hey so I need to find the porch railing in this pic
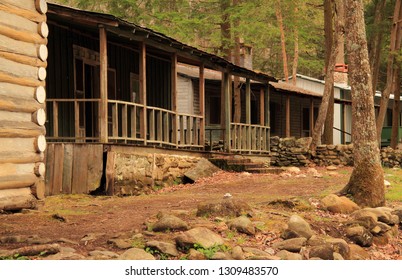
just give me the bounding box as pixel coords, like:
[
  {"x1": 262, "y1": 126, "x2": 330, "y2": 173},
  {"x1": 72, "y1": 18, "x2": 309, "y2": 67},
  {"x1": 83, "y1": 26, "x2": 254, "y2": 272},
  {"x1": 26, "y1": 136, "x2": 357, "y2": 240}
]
[
  {"x1": 46, "y1": 98, "x2": 101, "y2": 142},
  {"x1": 230, "y1": 123, "x2": 270, "y2": 153}
]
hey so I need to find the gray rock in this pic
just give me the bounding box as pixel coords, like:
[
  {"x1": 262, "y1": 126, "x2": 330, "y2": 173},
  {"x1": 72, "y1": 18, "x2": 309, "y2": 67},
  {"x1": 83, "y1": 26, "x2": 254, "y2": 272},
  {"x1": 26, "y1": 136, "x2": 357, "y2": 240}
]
[
  {"x1": 196, "y1": 199, "x2": 253, "y2": 218},
  {"x1": 276, "y1": 250, "x2": 303, "y2": 260},
  {"x1": 350, "y1": 210, "x2": 378, "y2": 229},
  {"x1": 326, "y1": 238, "x2": 350, "y2": 260},
  {"x1": 287, "y1": 215, "x2": 313, "y2": 239},
  {"x1": 211, "y1": 252, "x2": 232, "y2": 260},
  {"x1": 309, "y1": 245, "x2": 334, "y2": 260},
  {"x1": 333, "y1": 252, "x2": 344, "y2": 260},
  {"x1": 188, "y1": 248, "x2": 206, "y2": 260},
  {"x1": 281, "y1": 229, "x2": 301, "y2": 240},
  {"x1": 371, "y1": 222, "x2": 391, "y2": 235},
  {"x1": 231, "y1": 246, "x2": 244, "y2": 260},
  {"x1": 363, "y1": 207, "x2": 393, "y2": 225},
  {"x1": 349, "y1": 244, "x2": 370, "y2": 260},
  {"x1": 228, "y1": 216, "x2": 255, "y2": 235},
  {"x1": 0, "y1": 235, "x2": 25, "y2": 244},
  {"x1": 272, "y1": 237, "x2": 307, "y2": 253},
  {"x1": 118, "y1": 248, "x2": 155, "y2": 260},
  {"x1": 242, "y1": 247, "x2": 280, "y2": 260},
  {"x1": 184, "y1": 159, "x2": 220, "y2": 182},
  {"x1": 107, "y1": 238, "x2": 132, "y2": 249},
  {"x1": 320, "y1": 194, "x2": 360, "y2": 214},
  {"x1": 392, "y1": 208, "x2": 402, "y2": 223},
  {"x1": 146, "y1": 241, "x2": 179, "y2": 257},
  {"x1": 153, "y1": 213, "x2": 189, "y2": 232},
  {"x1": 346, "y1": 226, "x2": 373, "y2": 247},
  {"x1": 89, "y1": 250, "x2": 119, "y2": 259},
  {"x1": 307, "y1": 235, "x2": 326, "y2": 246},
  {"x1": 175, "y1": 227, "x2": 224, "y2": 249}
]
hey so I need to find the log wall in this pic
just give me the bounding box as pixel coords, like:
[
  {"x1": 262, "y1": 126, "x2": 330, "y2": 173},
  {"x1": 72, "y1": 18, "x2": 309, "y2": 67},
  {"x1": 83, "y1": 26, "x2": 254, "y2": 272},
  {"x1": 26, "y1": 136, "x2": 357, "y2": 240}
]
[{"x1": 0, "y1": 0, "x2": 48, "y2": 211}]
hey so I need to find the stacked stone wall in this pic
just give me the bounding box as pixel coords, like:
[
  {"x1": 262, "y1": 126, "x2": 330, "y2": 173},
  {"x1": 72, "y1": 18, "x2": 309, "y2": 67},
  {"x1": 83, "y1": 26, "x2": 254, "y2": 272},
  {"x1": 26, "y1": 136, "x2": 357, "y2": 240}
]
[{"x1": 270, "y1": 136, "x2": 402, "y2": 168}]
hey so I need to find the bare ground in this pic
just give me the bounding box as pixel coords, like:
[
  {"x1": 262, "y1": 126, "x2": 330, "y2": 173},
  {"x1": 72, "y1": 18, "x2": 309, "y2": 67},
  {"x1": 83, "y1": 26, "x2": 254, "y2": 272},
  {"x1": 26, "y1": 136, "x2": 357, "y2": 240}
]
[{"x1": 1, "y1": 166, "x2": 401, "y2": 259}]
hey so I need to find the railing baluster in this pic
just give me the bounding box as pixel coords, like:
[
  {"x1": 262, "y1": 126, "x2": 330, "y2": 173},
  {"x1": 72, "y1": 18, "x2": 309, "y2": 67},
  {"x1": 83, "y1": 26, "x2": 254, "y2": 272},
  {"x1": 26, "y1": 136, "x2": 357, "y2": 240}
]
[
  {"x1": 53, "y1": 101, "x2": 58, "y2": 138},
  {"x1": 180, "y1": 116, "x2": 184, "y2": 145},
  {"x1": 122, "y1": 104, "x2": 127, "y2": 143}
]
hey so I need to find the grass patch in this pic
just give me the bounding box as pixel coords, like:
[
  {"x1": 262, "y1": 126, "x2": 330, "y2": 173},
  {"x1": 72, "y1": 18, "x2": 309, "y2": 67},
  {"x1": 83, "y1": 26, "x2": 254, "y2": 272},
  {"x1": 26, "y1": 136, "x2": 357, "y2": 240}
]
[{"x1": 384, "y1": 168, "x2": 402, "y2": 202}]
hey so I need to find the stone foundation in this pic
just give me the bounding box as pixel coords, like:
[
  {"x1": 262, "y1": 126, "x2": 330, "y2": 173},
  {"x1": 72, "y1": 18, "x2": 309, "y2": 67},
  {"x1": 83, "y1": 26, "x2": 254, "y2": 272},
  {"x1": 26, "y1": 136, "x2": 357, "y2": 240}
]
[
  {"x1": 113, "y1": 152, "x2": 200, "y2": 195},
  {"x1": 270, "y1": 136, "x2": 402, "y2": 168}
]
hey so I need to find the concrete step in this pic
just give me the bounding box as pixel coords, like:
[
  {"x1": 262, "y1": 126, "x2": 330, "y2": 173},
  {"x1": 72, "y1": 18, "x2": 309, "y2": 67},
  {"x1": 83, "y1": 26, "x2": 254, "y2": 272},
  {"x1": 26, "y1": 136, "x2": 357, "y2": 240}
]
[{"x1": 245, "y1": 167, "x2": 283, "y2": 174}]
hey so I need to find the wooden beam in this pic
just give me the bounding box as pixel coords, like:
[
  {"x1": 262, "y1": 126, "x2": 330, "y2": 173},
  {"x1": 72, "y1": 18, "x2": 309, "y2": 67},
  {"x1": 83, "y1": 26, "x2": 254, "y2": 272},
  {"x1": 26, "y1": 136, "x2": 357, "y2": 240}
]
[
  {"x1": 0, "y1": 188, "x2": 36, "y2": 211},
  {"x1": 224, "y1": 71, "x2": 231, "y2": 152},
  {"x1": 260, "y1": 88, "x2": 264, "y2": 126},
  {"x1": 199, "y1": 64, "x2": 205, "y2": 148},
  {"x1": 171, "y1": 53, "x2": 178, "y2": 146},
  {"x1": 0, "y1": 71, "x2": 44, "y2": 87},
  {"x1": 0, "y1": 121, "x2": 45, "y2": 138},
  {"x1": 0, "y1": 3, "x2": 46, "y2": 23},
  {"x1": 285, "y1": 95, "x2": 290, "y2": 137},
  {"x1": 310, "y1": 98, "x2": 314, "y2": 137},
  {"x1": 139, "y1": 42, "x2": 147, "y2": 144},
  {"x1": 0, "y1": 24, "x2": 47, "y2": 45},
  {"x1": 99, "y1": 26, "x2": 108, "y2": 143},
  {"x1": 246, "y1": 78, "x2": 251, "y2": 124},
  {"x1": 0, "y1": 50, "x2": 47, "y2": 68}
]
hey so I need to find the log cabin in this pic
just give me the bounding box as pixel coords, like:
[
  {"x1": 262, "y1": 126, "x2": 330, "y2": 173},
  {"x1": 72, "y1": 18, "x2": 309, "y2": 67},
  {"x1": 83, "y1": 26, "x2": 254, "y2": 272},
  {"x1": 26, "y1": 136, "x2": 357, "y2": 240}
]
[{"x1": 0, "y1": 0, "x2": 48, "y2": 210}]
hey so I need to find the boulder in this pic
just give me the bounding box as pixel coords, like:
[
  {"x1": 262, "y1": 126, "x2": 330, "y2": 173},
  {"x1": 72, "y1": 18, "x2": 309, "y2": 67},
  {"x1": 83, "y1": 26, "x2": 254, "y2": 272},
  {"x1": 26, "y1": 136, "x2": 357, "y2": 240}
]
[
  {"x1": 272, "y1": 237, "x2": 307, "y2": 253},
  {"x1": 276, "y1": 250, "x2": 303, "y2": 260},
  {"x1": 184, "y1": 159, "x2": 220, "y2": 183},
  {"x1": 107, "y1": 238, "x2": 132, "y2": 249},
  {"x1": 287, "y1": 215, "x2": 313, "y2": 239},
  {"x1": 350, "y1": 209, "x2": 378, "y2": 229},
  {"x1": 228, "y1": 216, "x2": 255, "y2": 235},
  {"x1": 175, "y1": 227, "x2": 224, "y2": 250},
  {"x1": 320, "y1": 194, "x2": 360, "y2": 214},
  {"x1": 345, "y1": 226, "x2": 373, "y2": 247},
  {"x1": 309, "y1": 245, "x2": 334, "y2": 260},
  {"x1": 152, "y1": 213, "x2": 189, "y2": 232},
  {"x1": 349, "y1": 244, "x2": 370, "y2": 260},
  {"x1": 211, "y1": 252, "x2": 232, "y2": 260},
  {"x1": 88, "y1": 250, "x2": 119, "y2": 260},
  {"x1": 325, "y1": 238, "x2": 350, "y2": 260},
  {"x1": 188, "y1": 249, "x2": 206, "y2": 260},
  {"x1": 242, "y1": 247, "x2": 280, "y2": 260},
  {"x1": 197, "y1": 199, "x2": 253, "y2": 218},
  {"x1": 118, "y1": 248, "x2": 155, "y2": 260},
  {"x1": 231, "y1": 246, "x2": 244, "y2": 260},
  {"x1": 146, "y1": 241, "x2": 179, "y2": 257}
]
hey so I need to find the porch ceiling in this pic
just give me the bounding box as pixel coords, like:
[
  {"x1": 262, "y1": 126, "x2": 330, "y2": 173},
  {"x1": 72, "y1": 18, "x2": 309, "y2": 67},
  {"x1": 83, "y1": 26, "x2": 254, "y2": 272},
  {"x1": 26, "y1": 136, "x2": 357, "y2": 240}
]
[{"x1": 47, "y1": 3, "x2": 276, "y2": 84}]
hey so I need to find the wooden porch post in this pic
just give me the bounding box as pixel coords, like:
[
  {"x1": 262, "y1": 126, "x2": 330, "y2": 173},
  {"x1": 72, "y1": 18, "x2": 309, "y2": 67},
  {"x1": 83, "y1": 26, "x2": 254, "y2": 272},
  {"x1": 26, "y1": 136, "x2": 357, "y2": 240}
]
[
  {"x1": 99, "y1": 26, "x2": 108, "y2": 143},
  {"x1": 246, "y1": 78, "x2": 251, "y2": 124},
  {"x1": 310, "y1": 97, "x2": 314, "y2": 137},
  {"x1": 285, "y1": 95, "x2": 290, "y2": 137},
  {"x1": 199, "y1": 63, "x2": 205, "y2": 148},
  {"x1": 139, "y1": 42, "x2": 147, "y2": 145},
  {"x1": 171, "y1": 53, "x2": 178, "y2": 147},
  {"x1": 223, "y1": 71, "x2": 231, "y2": 152},
  {"x1": 265, "y1": 85, "x2": 270, "y2": 151},
  {"x1": 260, "y1": 87, "x2": 265, "y2": 126}
]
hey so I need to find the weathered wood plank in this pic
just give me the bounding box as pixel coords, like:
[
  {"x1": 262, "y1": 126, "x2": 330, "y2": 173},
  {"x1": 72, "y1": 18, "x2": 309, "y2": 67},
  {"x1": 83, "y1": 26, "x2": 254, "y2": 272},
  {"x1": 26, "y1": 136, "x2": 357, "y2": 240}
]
[
  {"x1": 99, "y1": 26, "x2": 108, "y2": 143},
  {"x1": 86, "y1": 145, "x2": 103, "y2": 193},
  {"x1": 0, "y1": 120, "x2": 45, "y2": 137},
  {"x1": 51, "y1": 144, "x2": 64, "y2": 195},
  {"x1": 0, "y1": 163, "x2": 35, "y2": 178},
  {"x1": 71, "y1": 145, "x2": 88, "y2": 194},
  {"x1": 0, "y1": 187, "x2": 36, "y2": 211},
  {"x1": 0, "y1": 174, "x2": 37, "y2": 190},
  {"x1": 199, "y1": 64, "x2": 205, "y2": 148},
  {"x1": 122, "y1": 104, "x2": 127, "y2": 142},
  {"x1": 31, "y1": 179, "x2": 45, "y2": 200},
  {"x1": 105, "y1": 151, "x2": 115, "y2": 196},
  {"x1": 0, "y1": 71, "x2": 44, "y2": 87},
  {"x1": 0, "y1": 3, "x2": 46, "y2": 23},
  {"x1": 0, "y1": 94, "x2": 43, "y2": 113},
  {"x1": 0, "y1": 82, "x2": 36, "y2": 100},
  {"x1": 139, "y1": 42, "x2": 147, "y2": 144},
  {"x1": 44, "y1": 143, "x2": 54, "y2": 196},
  {"x1": 62, "y1": 144, "x2": 73, "y2": 194},
  {"x1": 0, "y1": 10, "x2": 38, "y2": 34},
  {"x1": 260, "y1": 88, "x2": 265, "y2": 126}
]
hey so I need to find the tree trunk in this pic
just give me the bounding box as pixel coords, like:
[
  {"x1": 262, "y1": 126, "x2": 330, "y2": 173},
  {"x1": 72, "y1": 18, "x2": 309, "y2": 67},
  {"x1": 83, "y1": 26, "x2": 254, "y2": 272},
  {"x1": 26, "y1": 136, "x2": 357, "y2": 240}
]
[
  {"x1": 322, "y1": 0, "x2": 335, "y2": 145},
  {"x1": 233, "y1": 0, "x2": 241, "y2": 123},
  {"x1": 276, "y1": 0, "x2": 289, "y2": 81},
  {"x1": 310, "y1": 0, "x2": 340, "y2": 151},
  {"x1": 390, "y1": 64, "x2": 401, "y2": 149},
  {"x1": 375, "y1": 0, "x2": 402, "y2": 143},
  {"x1": 291, "y1": 8, "x2": 299, "y2": 85},
  {"x1": 369, "y1": 0, "x2": 386, "y2": 95},
  {"x1": 220, "y1": 0, "x2": 231, "y2": 60},
  {"x1": 341, "y1": 0, "x2": 384, "y2": 208}
]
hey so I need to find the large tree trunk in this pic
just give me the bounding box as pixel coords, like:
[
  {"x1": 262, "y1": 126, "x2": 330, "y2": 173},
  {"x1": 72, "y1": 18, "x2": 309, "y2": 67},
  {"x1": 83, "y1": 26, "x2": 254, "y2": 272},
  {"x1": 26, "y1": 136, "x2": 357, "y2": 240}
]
[
  {"x1": 322, "y1": 0, "x2": 335, "y2": 145},
  {"x1": 220, "y1": 0, "x2": 231, "y2": 60},
  {"x1": 341, "y1": 0, "x2": 384, "y2": 208},
  {"x1": 276, "y1": 0, "x2": 289, "y2": 81},
  {"x1": 310, "y1": 0, "x2": 341, "y2": 151},
  {"x1": 233, "y1": 0, "x2": 241, "y2": 123},
  {"x1": 369, "y1": 0, "x2": 386, "y2": 95},
  {"x1": 375, "y1": 0, "x2": 402, "y2": 143},
  {"x1": 391, "y1": 64, "x2": 401, "y2": 149},
  {"x1": 291, "y1": 8, "x2": 299, "y2": 85}
]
